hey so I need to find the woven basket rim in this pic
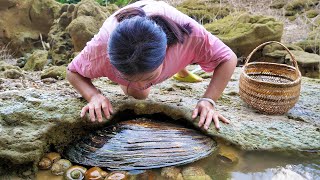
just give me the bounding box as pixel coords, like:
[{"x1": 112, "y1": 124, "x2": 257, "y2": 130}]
[{"x1": 242, "y1": 62, "x2": 302, "y2": 86}]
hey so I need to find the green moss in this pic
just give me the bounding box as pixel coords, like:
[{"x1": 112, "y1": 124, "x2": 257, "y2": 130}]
[
  {"x1": 285, "y1": 0, "x2": 319, "y2": 16},
  {"x1": 269, "y1": 1, "x2": 286, "y2": 9},
  {"x1": 204, "y1": 12, "x2": 279, "y2": 40},
  {"x1": 23, "y1": 50, "x2": 48, "y2": 71},
  {"x1": 176, "y1": 0, "x2": 231, "y2": 24},
  {"x1": 306, "y1": 9, "x2": 319, "y2": 18},
  {"x1": 41, "y1": 66, "x2": 67, "y2": 80}
]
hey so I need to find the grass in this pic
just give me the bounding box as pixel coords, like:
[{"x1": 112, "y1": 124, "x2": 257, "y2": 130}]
[{"x1": 0, "y1": 45, "x2": 16, "y2": 65}]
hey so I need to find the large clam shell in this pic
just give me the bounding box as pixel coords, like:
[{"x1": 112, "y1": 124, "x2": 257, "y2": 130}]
[{"x1": 65, "y1": 118, "x2": 216, "y2": 170}]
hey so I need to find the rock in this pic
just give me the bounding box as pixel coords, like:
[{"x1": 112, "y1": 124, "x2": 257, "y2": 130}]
[
  {"x1": 285, "y1": 50, "x2": 320, "y2": 78},
  {"x1": 269, "y1": 0, "x2": 286, "y2": 9},
  {"x1": 284, "y1": 0, "x2": 319, "y2": 17},
  {"x1": 0, "y1": 67, "x2": 319, "y2": 173},
  {"x1": 0, "y1": 61, "x2": 22, "y2": 78},
  {"x1": 40, "y1": 66, "x2": 67, "y2": 80},
  {"x1": 67, "y1": 0, "x2": 117, "y2": 52},
  {"x1": 48, "y1": 0, "x2": 118, "y2": 65},
  {"x1": 161, "y1": 166, "x2": 183, "y2": 180},
  {"x1": 306, "y1": 9, "x2": 319, "y2": 18},
  {"x1": 0, "y1": 0, "x2": 62, "y2": 55},
  {"x1": 23, "y1": 50, "x2": 48, "y2": 71},
  {"x1": 295, "y1": 27, "x2": 320, "y2": 55},
  {"x1": 261, "y1": 43, "x2": 304, "y2": 64},
  {"x1": 0, "y1": 0, "x2": 17, "y2": 10},
  {"x1": 182, "y1": 166, "x2": 211, "y2": 180},
  {"x1": 217, "y1": 145, "x2": 240, "y2": 164},
  {"x1": 3, "y1": 69, "x2": 23, "y2": 79},
  {"x1": 176, "y1": 0, "x2": 231, "y2": 24},
  {"x1": 67, "y1": 16, "x2": 101, "y2": 52},
  {"x1": 204, "y1": 12, "x2": 283, "y2": 58}
]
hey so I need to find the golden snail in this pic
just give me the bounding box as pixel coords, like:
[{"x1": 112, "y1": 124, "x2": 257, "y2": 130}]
[
  {"x1": 105, "y1": 171, "x2": 128, "y2": 180},
  {"x1": 51, "y1": 159, "x2": 72, "y2": 175},
  {"x1": 64, "y1": 165, "x2": 87, "y2": 180},
  {"x1": 85, "y1": 167, "x2": 108, "y2": 180},
  {"x1": 38, "y1": 152, "x2": 61, "y2": 170}
]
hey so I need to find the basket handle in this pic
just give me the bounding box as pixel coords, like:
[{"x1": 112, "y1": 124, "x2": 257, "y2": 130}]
[{"x1": 244, "y1": 41, "x2": 300, "y2": 72}]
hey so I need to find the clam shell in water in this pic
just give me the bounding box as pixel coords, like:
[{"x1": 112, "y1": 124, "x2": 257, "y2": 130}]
[{"x1": 64, "y1": 118, "x2": 216, "y2": 170}]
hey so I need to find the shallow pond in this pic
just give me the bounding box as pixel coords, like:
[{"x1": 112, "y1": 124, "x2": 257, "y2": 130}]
[{"x1": 31, "y1": 143, "x2": 320, "y2": 180}]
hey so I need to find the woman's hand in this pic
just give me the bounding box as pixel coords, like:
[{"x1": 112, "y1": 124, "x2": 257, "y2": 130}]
[
  {"x1": 192, "y1": 100, "x2": 229, "y2": 130},
  {"x1": 80, "y1": 93, "x2": 113, "y2": 122}
]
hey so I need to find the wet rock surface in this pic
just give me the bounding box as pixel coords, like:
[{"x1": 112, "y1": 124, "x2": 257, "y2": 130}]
[{"x1": 0, "y1": 67, "x2": 319, "y2": 171}]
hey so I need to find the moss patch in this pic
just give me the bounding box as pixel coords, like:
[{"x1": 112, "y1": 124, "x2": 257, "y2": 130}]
[
  {"x1": 176, "y1": 0, "x2": 232, "y2": 24},
  {"x1": 41, "y1": 66, "x2": 67, "y2": 80}
]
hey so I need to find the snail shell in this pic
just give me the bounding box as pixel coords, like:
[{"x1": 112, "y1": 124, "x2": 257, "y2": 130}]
[
  {"x1": 51, "y1": 159, "x2": 72, "y2": 175},
  {"x1": 105, "y1": 171, "x2": 128, "y2": 180},
  {"x1": 38, "y1": 157, "x2": 52, "y2": 170},
  {"x1": 45, "y1": 152, "x2": 61, "y2": 164},
  {"x1": 85, "y1": 167, "x2": 108, "y2": 180},
  {"x1": 64, "y1": 165, "x2": 87, "y2": 180},
  {"x1": 38, "y1": 152, "x2": 62, "y2": 170}
]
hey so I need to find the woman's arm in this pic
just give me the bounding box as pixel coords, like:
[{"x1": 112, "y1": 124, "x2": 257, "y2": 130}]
[
  {"x1": 67, "y1": 70, "x2": 113, "y2": 122},
  {"x1": 203, "y1": 52, "x2": 237, "y2": 102},
  {"x1": 192, "y1": 53, "x2": 237, "y2": 130}
]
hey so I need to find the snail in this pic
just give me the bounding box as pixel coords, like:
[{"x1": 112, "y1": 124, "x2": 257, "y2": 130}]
[
  {"x1": 38, "y1": 152, "x2": 61, "y2": 170},
  {"x1": 38, "y1": 157, "x2": 52, "y2": 170},
  {"x1": 51, "y1": 159, "x2": 72, "y2": 175},
  {"x1": 105, "y1": 171, "x2": 128, "y2": 180},
  {"x1": 85, "y1": 167, "x2": 108, "y2": 180},
  {"x1": 64, "y1": 165, "x2": 87, "y2": 180}
]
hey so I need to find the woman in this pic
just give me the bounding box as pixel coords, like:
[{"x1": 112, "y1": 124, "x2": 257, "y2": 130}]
[{"x1": 67, "y1": 0, "x2": 237, "y2": 130}]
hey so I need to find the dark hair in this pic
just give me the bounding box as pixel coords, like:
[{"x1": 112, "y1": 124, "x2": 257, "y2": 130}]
[{"x1": 108, "y1": 6, "x2": 192, "y2": 76}]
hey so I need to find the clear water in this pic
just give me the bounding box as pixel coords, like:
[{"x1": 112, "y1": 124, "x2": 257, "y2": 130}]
[{"x1": 31, "y1": 143, "x2": 320, "y2": 180}]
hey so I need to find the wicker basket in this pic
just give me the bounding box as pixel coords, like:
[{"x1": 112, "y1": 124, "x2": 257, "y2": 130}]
[{"x1": 239, "y1": 41, "x2": 302, "y2": 114}]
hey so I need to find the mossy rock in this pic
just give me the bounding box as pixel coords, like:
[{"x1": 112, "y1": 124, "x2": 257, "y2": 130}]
[
  {"x1": 306, "y1": 9, "x2": 319, "y2": 18},
  {"x1": 204, "y1": 12, "x2": 283, "y2": 57},
  {"x1": 285, "y1": 50, "x2": 320, "y2": 78},
  {"x1": 285, "y1": 0, "x2": 319, "y2": 16},
  {"x1": 295, "y1": 40, "x2": 320, "y2": 55},
  {"x1": 270, "y1": 1, "x2": 286, "y2": 9},
  {"x1": 23, "y1": 50, "x2": 48, "y2": 71},
  {"x1": 41, "y1": 66, "x2": 67, "y2": 80},
  {"x1": 0, "y1": 61, "x2": 21, "y2": 72},
  {"x1": 3, "y1": 69, "x2": 24, "y2": 79},
  {"x1": 295, "y1": 27, "x2": 320, "y2": 55},
  {"x1": 176, "y1": 0, "x2": 232, "y2": 24}
]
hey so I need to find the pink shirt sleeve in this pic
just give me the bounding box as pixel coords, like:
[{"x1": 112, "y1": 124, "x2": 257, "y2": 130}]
[{"x1": 192, "y1": 31, "x2": 233, "y2": 72}]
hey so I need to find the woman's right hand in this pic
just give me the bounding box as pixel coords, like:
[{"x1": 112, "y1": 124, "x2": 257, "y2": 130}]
[{"x1": 80, "y1": 93, "x2": 114, "y2": 122}]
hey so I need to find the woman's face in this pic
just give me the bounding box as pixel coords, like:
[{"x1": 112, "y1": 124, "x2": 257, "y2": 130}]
[{"x1": 122, "y1": 63, "x2": 163, "y2": 89}]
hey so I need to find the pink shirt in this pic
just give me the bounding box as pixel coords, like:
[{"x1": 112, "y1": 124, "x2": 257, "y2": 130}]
[{"x1": 68, "y1": 0, "x2": 233, "y2": 90}]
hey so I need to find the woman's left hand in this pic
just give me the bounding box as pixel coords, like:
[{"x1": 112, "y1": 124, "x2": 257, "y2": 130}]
[{"x1": 192, "y1": 100, "x2": 230, "y2": 130}]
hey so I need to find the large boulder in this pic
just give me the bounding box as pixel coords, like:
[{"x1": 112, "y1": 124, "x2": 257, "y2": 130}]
[
  {"x1": 0, "y1": 0, "x2": 62, "y2": 56},
  {"x1": 48, "y1": 0, "x2": 118, "y2": 65},
  {"x1": 0, "y1": 67, "x2": 319, "y2": 173},
  {"x1": 204, "y1": 13, "x2": 283, "y2": 58}
]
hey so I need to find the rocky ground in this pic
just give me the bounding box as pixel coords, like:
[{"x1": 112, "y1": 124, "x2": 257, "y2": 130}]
[
  {"x1": 0, "y1": 0, "x2": 319, "y2": 177},
  {"x1": 0, "y1": 66, "x2": 319, "y2": 175}
]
